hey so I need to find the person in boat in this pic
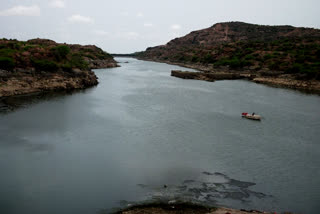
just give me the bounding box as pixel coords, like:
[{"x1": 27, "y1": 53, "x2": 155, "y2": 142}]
[{"x1": 252, "y1": 112, "x2": 255, "y2": 116}]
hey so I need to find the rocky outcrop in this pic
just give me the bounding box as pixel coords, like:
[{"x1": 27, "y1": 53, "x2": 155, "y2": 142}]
[
  {"x1": 0, "y1": 69, "x2": 98, "y2": 97},
  {"x1": 87, "y1": 59, "x2": 118, "y2": 69},
  {"x1": 117, "y1": 203, "x2": 273, "y2": 214},
  {"x1": 171, "y1": 70, "x2": 243, "y2": 82},
  {"x1": 171, "y1": 70, "x2": 215, "y2": 82},
  {"x1": 253, "y1": 76, "x2": 320, "y2": 92},
  {"x1": 0, "y1": 38, "x2": 118, "y2": 97}
]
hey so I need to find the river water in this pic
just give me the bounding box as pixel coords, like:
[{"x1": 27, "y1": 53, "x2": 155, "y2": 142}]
[{"x1": 0, "y1": 58, "x2": 319, "y2": 214}]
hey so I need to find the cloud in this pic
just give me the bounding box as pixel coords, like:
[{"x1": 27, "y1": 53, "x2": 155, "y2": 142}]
[
  {"x1": 0, "y1": 5, "x2": 40, "y2": 16},
  {"x1": 68, "y1": 15, "x2": 94, "y2": 24},
  {"x1": 144, "y1": 23, "x2": 153, "y2": 27},
  {"x1": 137, "y1": 12, "x2": 144, "y2": 17},
  {"x1": 120, "y1": 11, "x2": 129, "y2": 16},
  {"x1": 126, "y1": 32, "x2": 140, "y2": 39},
  {"x1": 94, "y1": 30, "x2": 109, "y2": 36},
  {"x1": 114, "y1": 32, "x2": 140, "y2": 40},
  {"x1": 171, "y1": 24, "x2": 182, "y2": 30},
  {"x1": 49, "y1": 0, "x2": 65, "y2": 8}
]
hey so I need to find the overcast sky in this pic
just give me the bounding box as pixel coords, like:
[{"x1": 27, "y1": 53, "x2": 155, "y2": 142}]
[{"x1": 0, "y1": 0, "x2": 319, "y2": 53}]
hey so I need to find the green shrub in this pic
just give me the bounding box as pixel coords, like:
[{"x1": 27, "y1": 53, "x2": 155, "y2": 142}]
[
  {"x1": 202, "y1": 53, "x2": 216, "y2": 63},
  {"x1": 0, "y1": 57, "x2": 15, "y2": 71},
  {"x1": 287, "y1": 63, "x2": 303, "y2": 73},
  {"x1": 32, "y1": 59, "x2": 59, "y2": 71},
  {"x1": 23, "y1": 45, "x2": 35, "y2": 51},
  {"x1": 70, "y1": 54, "x2": 88, "y2": 70},
  {"x1": 242, "y1": 60, "x2": 253, "y2": 67},
  {"x1": 214, "y1": 57, "x2": 241, "y2": 68},
  {"x1": 268, "y1": 61, "x2": 281, "y2": 70},
  {"x1": 244, "y1": 54, "x2": 254, "y2": 60},
  {"x1": 228, "y1": 58, "x2": 242, "y2": 68},
  {"x1": 51, "y1": 45, "x2": 70, "y2": 61},
  {"x1": 263, "y1": 54, "x2": 272, "y2": 60},
  {"x1": 0, "y1": 48, "x2": 16, "y2": 57},
  {"x1": 61, "y1": 63, "x2": 72, "y2": 72},
  {"x1": 245, "y1": 48, "x2": 254, "y2": 53},
  {"x1": 191, "y1": 55, "x2": 199, "y2": 62},
  {"x1": 7, "y1": 42, "x2": 21, "y2": 50},
  {"x1": 178, "y1": 55, "x2": 186, "y2": 61}
]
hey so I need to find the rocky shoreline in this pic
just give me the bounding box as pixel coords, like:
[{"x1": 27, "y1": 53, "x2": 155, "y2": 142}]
[
  {"x1": 139, "y1": 58, "x2": 320, "y2": 93},
  {"x1": 0, "y1": 38, "x2": 119, "y2": 97},
  {"x1": 134, "y1": 22, "x2": 320, "y2": 94},
  {"x1": 115, "y1": 203, "x2": 274, "y2": 214},
  {"x1": 0, "y1": 69, "x2": 99, "y2": 97},
  {"x1": 0, "y1": 58, "x2": 118, "y2": 97},
  {"x1": 171, "y1": 70, "x2": 244, "y2": 82}
]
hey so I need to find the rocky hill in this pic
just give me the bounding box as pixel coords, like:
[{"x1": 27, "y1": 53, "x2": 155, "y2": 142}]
[
  {"x1": 136, "y1": 22, "x2": 320, "y2": 91},
  {"x1": 0, "y1": 38, "x2": 118, "y2": 97}
]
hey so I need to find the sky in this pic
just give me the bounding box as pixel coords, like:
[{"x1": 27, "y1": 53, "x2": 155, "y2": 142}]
[{"x1": 0, "y1": 0, "x2": 319, "y2": 53}]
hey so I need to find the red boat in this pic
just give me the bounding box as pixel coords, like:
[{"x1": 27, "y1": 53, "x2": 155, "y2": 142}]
[{"x1": 242, "y1": 112, "x2": 261, "y2": 121}]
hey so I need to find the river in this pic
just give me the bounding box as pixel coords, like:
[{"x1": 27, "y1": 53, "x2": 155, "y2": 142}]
[{"x1": 0, "y1": 58, "x2": 319, "y2": 214}]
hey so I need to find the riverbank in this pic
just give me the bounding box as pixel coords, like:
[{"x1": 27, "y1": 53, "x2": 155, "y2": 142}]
[
  {"x1": 0, "y1": 38, "x2": 118, "y2": 97},
  {"x1": 116, "y1": 203, "x2": 273, "y2": 214},
  {"x1": 171, "y1": 70, "x2": 244, "y2": 82},
  {"x1": 138, "y1": 58, "x2": 320, "y2": 93},
  {"x1": 0, "y1": 69, "x2": 98, "y2": 97}
]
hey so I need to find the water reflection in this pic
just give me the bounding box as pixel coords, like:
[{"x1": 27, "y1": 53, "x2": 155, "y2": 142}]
[{"x1": 0, "y1": 88, "x2": 95, "y2": 114}]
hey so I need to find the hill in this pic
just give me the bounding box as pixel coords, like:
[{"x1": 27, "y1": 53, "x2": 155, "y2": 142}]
[
  {"x1": 136, "y1": 22, "x2": 320, "y2": 91},
  {"x1": 0, "y1": 38, "x2": 118, "y2": 97}
]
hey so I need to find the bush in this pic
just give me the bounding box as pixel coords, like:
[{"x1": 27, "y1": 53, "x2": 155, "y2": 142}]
[
  {"x1": 32, "y1": 59, "x2": 59, "y2": 71},
  {"x1": 61, "y1": 63, "x2": 72, "y2": 72},
  {"x1": 214, "y1": 57, "x2": 242, "y2": 68},
  {"x1": 202, "y1": 53, "x2": 216, "y2": 63},
  {"x1": 23, "y1": 45, "x2": 35, "y2": 51},
  {"x1": 191, "y1": 55, "x2": 199, "y2": 62},
  {"x1": 70, "y1": 54, "x2": 88, "y2": 70},
  {"x1": 0, "y1": 57, "x2": 15, "y2": 71},
  {"x1": 286, "y1": 63, "x2": 303, "y2": 73},
  {"x1": 244, "y1": 54, "x2": 254, "y2": 60},
  {"x1": 51, "y1": 45, "x2": 70, "y2": 61},
  {"x1": 263, "y1": 54, "x2": 272, "y2": 61},
  {"x1": 0, "y1": 48, "x2": 16, "y2": 57},
  {"x1": 268, "y1": 61, "x2": 281, "y2": 70},
  {"x1": 228, "y1": 58, "x2": 242, "y2": 68}
]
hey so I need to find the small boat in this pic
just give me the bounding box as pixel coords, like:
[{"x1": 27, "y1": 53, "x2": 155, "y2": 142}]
[{"x1": 242, "y1": 112, "x2": 261, "y2": 121}]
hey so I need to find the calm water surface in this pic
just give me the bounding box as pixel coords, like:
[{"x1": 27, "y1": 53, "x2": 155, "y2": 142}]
[{"x1": 0, "y1": 58, "x2": 319, "y2": 214}]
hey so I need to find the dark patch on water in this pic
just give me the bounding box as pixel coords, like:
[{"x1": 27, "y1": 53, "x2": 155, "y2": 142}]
[
  {"x1": 0, "y1": 89, "x2": 89, "y2": 114},
  {"x1": 112, "y1": 172, "x2": 272, "y2": 212}
]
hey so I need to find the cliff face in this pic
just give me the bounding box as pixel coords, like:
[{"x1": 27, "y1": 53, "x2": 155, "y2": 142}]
[
  {"x1": 0, "y1": 38, "x2": 118, "y2": 97},
  {"x1": 136, "y1": 22, "x2": 320, "y2": 80}
]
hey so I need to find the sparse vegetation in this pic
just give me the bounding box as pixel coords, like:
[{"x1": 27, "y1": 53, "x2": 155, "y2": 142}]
[
  {"x1": 32, "y1": 59, "x2": 59, "y2": 72},
  {"x1": 0, "y1": 56, "x2": 15, "y2": 71},
  {"x1": 136, "y1": 22, "x2": 320, "y2": 80},
  {"x1": 51, "y1": 45, "x2": 71, "y2": 61},
  {"x1": 0, "y1": 38, "x2": 115, "y2": 72}
]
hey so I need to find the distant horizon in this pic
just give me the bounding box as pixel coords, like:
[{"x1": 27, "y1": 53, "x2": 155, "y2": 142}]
[{"x1": 1, "y1": 0, "x2": 319, "y2": 53}]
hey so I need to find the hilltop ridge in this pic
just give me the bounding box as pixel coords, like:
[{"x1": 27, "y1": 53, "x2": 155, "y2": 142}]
[{"x1": 136, "y1": 22, "x2": 320, "y2": 92}]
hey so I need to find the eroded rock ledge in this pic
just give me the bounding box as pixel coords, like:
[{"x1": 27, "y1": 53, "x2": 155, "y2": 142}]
[
  {"x1": 171, "y1": 70, "x2": 243, "y2": 82},
  {"x1": 0, "y1": 69, "x2": 98, "y2": 97},
  {"x1": 170, "y1": 68, "x2": 320, "y2": 93}
]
